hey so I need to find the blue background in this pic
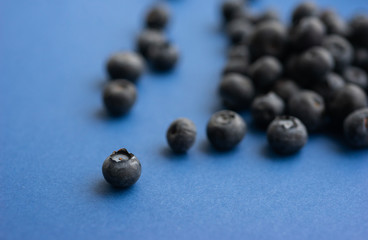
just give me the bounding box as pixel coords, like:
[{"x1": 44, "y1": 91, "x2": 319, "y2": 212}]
[{"x1": 1, "y1": 0, "x2": 368, "y2": 239}]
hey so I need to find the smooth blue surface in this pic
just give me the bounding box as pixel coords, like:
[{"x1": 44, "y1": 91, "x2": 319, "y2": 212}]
[{"x1": 1, "y1": 0, "x2": 368, "y2": 239}]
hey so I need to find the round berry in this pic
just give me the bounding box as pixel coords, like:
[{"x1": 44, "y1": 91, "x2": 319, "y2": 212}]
[
  {"x1": 148, "y1": 42, "x2": 179, "y2": 71},
  {"x1": 342, "y1": 66, "x2": 368, "y2": 91},
  {"x1": 291, "y1": 17, "x2": 326, "y2": 52},
  {"x1": 219, "y1": 73, "x2": 255, "y2": 111},
  {"x1": 251, "y1": 92, "x2": 285, "y2": 128},
  {"x1": 291, "y1": 1, "x2": 318, "y2": 25},
  {"x1": 329, "y1": 84, "x2": 368, "y2": 125},
  {"x1": 319, "y1": 10, "x2": 348, "y2": 36},
  {"x1": 344, "y1": 108, "x2": 368, "y2": 148},
  {"x1": 288, "y1": 90, "x2": 325, "y2": 131},
  {"x1": 136, "y1": 30, "x2": 166, "y2": 58},
  {"x1": 206, "y1": 110, "x2": 246, "y2": 151},
  {"x1": 103, "y1": 80, "x2": 137, "y2": 117},
  {"x1": 249, "y1": 56, "x2": 283, "y2": 90},
  {"x1": 226, "y1": 19, "x2": 254, "y2": 45},
  {"x1": 349, "y1": 15, "x2": 368, "y2": 48},
  {"x1": 249, "y1": 20, "x2": 287, "y2": 59},
  {"x1": 267, "y1": 116, "x2": 308, "y2": 155},
  {"x1": 295, "y1": 47, "x2": 334, "y2": 86},
  {"x1": 313, "y1": 72, "x2": 345, "y2": 101},
  {"x1": 106, "y1": 52, "x2": 144, "y2": 82},
  {"x1": 322, "y1": 35, "x2": 353, "y2": 73},
  {"x1": 221, "y1": 0, "x2": 243, "y2": 23},
  {"x1": 145, "y1": 4, "x2": 170, "y2": 30},
  {"x1": 102, "y1": 148, "x2": 141, "y2": 188},
  {"x1": 166, "y1": 118, "x2": 197, "y2": 153},
  {"x1": 272, "y1": 79, "x2": 300, "y2": 102}
]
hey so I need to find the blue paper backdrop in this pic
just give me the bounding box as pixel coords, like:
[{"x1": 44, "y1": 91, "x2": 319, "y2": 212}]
[{"x1": 1, "y1": 0, "x2": 368, "y2": 239}]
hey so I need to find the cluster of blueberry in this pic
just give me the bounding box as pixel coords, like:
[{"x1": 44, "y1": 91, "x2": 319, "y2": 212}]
[
  {"x1": 103, "y1": 4, "x2": 179, "y2": 117},
  {"x1": 216, "y1": 0, "x2": 368, "y2": 154},
  {"x1": 102, "y1": 4, "x2": 180, "y2": 188},
  {"x1": 165, "y1": 1, "x2": 368, "y2": 156},
  {"x1": 102, "y1": 0, "x2": 368, "y2": 189}
]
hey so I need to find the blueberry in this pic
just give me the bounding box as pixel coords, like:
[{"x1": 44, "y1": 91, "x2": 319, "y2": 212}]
[
  {"x1": 272, "y1": 79, "x2": 300, "y2": 102},
  {"x1": 329, "y1": 84, "x2": 368, "y2": 125},
  {"x1": 343, "y1": 108, "x2": 368, "y2": 148},
  {"x1": 353, "y1": 48, "x2": 368, "y2": 74},
  {"x1": 267, "y1": 116, "x2": 308, "y2": 155},
  {"x1": 295, "y1": 47, "x2": 334, "y2": 86},
  {"x1": 222, "y1": 58, "x2": 248, "y2": 76},
  {"x1": 249, "y1": 20, "x2": 287, "y2": 59},
  {"x1": 342, "y1": 66, "x2": 368, "y2": 90},
  {"x1": 221, "y1": 0, "x2": 244, "y2": 23},
  {"x1": 219, "y1": 73, "x2": 255, "y2": 110},
  {"x1": 349, "y1": 15, "x2": 368, "y2": 48},
  {"x1": 254, "y1": 9, "x2": 280, "y2": 25},
  {"x1": 106, "y1": 52, "x2": 144, "y2": 82},
  {"x1": 319, "y1": 9, "x2": 348, "y2": 36},
  {"x1": 102, "y1": 148, "x2": 141, "y2": 188},
  {"x1": 291, "y1": 1, "x2": 318, "y2": 25},
  {"x1": 136, "y1": 30, "x2": 167, "y2": 58},
  {"x1": 251, "y1": 92, "x2": 285, "y2": 128},
  {"x1": 166, "y1": 118, "x2": 197, "y2": 153},
  {"x1": 226, "y1": 19, "x2": 254, "y2": 45},
  {"x1": 249, "y1": 56, "x2": 283, "y2": 90},
  {"x1": 206, "y1": 110, "x2": 246, "y2": 151},
  {"x1": 312, "y1": 72, "x2": 345, "y2": 101},
  {"x1": 103, "y1": 80, "x2": 137, "y2": 116},
  {"x1": 145, "y1": 4, "x2": 170, "y2": 30},
  {"x1": 288, "y1": 90, "x2": 325, "y2": 131},
  {"x1": 148, "y1": 42, "x2": 179, "y2": 71},
  {"x1": 291, "y1": 17, "x2": 326, "y2": 52},
  {"x1": 227, "y1": 45, "x2": 250, "y2": 63},
  {"x1": 322, "y1": 35, "x2": 353, "y2": 72}
]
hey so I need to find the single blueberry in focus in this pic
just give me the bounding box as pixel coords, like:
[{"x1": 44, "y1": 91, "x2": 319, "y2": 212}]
[
  {"x1": 103, "y1": 80, "x2": 137, "y2": 117},
  {"x1": 267, "y1": 116, "x2": 308, "y2": 155},
  {"x1": 102, "y1": 148, "x2": 141, "y2": 188},
  {"x1": 207, "y1": 110, "x2": 247, "y2": 151},
  {"x1": 344, "y1": 108, "x2": 368, "y2": 148},
  {"x1": 106, "y1": 52, "x2": 144, "y2": 82},
  {"x1": 166, "y1": 118, "x2": 197, "y2": 153}
]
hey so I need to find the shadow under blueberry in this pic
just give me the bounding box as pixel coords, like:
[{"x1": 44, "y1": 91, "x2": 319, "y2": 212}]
[
  {"x1": 94, "y1": 108, "x2": 131, "y2": 122},
  {"x1": 199, "y1": 139, "x2": 240, "y2": 157},
  {"x1": 160, "y1": 146, "x2": 189, "y2": 160},
  {"x1": 324, "y1": 130, "x2": 368, "y2": 156},
  {"x1": 259, "y1": 144, "x2": 300, "y2": 162},
  {"x1": 94, "y1": 179, "x2": 136, "y2": 197}
]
